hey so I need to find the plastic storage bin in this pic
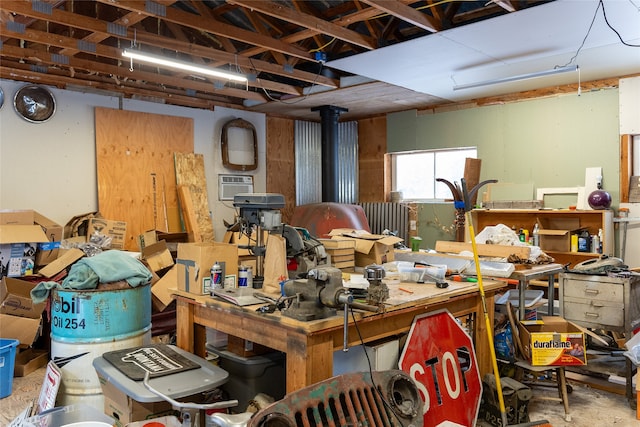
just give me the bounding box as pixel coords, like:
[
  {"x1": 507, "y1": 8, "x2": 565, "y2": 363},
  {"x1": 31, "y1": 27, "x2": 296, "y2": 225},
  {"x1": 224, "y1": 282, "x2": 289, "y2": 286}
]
[
  {"x1": 207, "y1": 345, "x2": 286, "y2": 412},
  {"x1": 0, "y1": 338, "x2": 19, "y2": 398}
]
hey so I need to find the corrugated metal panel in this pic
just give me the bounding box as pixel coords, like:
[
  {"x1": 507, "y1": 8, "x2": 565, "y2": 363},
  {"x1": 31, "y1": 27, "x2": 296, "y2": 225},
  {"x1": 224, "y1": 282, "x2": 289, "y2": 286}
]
[
  {"x1": 295, "y1": 121, "x2": 322, "y2": 206},
  {"x1": 295, "y1": 120, "x2": 358, "y2": 205},
  {"x1": 359, "y1": 202, "x2": 410, "y2": 243},
  {"x1": 338, "y1": 122, "x2": 358, "y2": 203}
]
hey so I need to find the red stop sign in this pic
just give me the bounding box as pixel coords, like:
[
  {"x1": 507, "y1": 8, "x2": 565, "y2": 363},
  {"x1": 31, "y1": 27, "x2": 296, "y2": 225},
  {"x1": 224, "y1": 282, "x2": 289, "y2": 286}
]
[{"x1": 399, "y1": 309, "x2": 482, "y2": 427}]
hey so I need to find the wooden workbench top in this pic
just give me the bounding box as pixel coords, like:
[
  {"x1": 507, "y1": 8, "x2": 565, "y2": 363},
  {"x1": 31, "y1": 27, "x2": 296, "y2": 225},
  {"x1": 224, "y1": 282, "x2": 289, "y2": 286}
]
[{"x1": 171, "y1": 278, "x2": 505, "y2": 333}]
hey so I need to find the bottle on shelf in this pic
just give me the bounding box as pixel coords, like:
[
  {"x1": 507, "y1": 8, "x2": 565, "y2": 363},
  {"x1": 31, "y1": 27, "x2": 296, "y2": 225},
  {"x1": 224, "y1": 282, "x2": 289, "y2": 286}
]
[{"x1": 532, "y1": 223, "x2": 540, "y2": 247}]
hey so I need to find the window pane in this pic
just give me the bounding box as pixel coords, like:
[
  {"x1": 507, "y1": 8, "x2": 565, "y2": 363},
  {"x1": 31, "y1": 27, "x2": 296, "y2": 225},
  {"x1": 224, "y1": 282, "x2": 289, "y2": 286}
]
[
  {"x1": 395, "y1": 152, "x2": 434, "y2": 199},
  {"x1": 393, "y1": 148, "x2": 477, "y2": 201},
  {"x1": 435, "y1": 149, "x2": 476, "y2": 199}
]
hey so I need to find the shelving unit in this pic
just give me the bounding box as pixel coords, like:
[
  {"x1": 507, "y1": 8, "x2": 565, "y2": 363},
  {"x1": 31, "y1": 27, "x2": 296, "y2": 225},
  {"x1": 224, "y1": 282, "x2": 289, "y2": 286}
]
[{"x1": 470, "y1": 209, "x2": 614, "y2": 268}]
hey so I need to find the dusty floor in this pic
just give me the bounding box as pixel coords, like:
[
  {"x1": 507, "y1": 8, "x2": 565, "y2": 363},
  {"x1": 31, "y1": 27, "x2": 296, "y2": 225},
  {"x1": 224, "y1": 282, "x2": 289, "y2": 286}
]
[{"x1": 1, "y1": 366, "x2": 638, "y2": 427}]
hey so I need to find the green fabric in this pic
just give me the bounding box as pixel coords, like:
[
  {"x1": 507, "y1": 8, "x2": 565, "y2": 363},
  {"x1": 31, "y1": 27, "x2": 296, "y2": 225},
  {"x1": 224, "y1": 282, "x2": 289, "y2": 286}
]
[{"x1": 31, "y1": 250, "x2": 152, "y2": 303}]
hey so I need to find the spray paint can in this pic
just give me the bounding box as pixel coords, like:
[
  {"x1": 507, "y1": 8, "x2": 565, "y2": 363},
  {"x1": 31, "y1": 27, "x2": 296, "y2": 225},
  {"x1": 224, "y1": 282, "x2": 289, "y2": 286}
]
[
  {"x1": 238, "y1": 265, "x2": 249, "y2": 287},
  {"x1": 210, "y1": 261, "x2": 223, "y2": 293}
]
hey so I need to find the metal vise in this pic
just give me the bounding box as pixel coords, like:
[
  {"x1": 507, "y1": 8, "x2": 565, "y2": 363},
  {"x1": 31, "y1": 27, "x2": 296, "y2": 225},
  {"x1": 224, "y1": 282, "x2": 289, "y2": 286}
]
[{"x1": 282, "y1": 265, "x2": 378, "y2": 321}]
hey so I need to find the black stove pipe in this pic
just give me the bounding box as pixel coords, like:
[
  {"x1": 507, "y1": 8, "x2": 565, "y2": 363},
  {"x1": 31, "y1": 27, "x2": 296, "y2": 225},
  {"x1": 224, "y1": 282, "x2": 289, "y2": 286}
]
[{"x1": 311, "y1": 105, "x2": 348, "y2": 203}]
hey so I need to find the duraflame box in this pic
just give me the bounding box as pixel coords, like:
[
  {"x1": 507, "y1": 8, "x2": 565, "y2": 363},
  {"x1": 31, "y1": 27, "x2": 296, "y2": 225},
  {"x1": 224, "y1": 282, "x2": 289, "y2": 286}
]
[
  {"x1": 0, "y1": 277, "x2": 46, "y2": 318},
  {"x1": 536, "y1": 217, "x2": 584, "y2": 253},
  {"x1": 517, "y1": 315, "x2": 586, "y2": 366},
  {"x1": 0, "y1": 224, "x2": 49, "y2": 278},
  {"x1": 176, "y1": 242, "x2": 238, "y2": 295},
  {"x1": 328, "y1": 229, "x2": 402, "y2": 266}
]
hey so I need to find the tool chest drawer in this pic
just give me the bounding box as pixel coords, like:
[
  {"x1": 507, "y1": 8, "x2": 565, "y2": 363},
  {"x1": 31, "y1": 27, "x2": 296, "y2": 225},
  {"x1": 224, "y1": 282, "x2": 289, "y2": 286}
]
[
  {"x1": 562, "y1": 279, "x2": 624, "y2": 305},
  {"x1": 562, "y1": 297, "x2": 624, "y2": 328},
  {"x1": 559, "y1": 272, "x2": 640, "y2": 335}
]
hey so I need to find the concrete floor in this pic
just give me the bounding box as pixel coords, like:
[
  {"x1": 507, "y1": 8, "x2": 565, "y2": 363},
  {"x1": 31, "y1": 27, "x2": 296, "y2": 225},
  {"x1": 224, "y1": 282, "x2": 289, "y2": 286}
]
[{"x1": 1, "y1": 365, "x2": 637, "y2": 427}]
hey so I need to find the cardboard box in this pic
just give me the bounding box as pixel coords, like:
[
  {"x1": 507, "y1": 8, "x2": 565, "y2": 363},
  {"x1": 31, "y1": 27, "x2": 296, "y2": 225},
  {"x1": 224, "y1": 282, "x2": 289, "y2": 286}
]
[
  {"x1": 87, "y1": 218, "x2": 127, "y2": 250},
  {"x1": 223, "y1": 230, "x2": 269, "y2": 256},
  {"x1": 33, "y1": 212, "x2": 63, "y2": 266},
  {"x1": 176, "y1": 242, "x2": 238, "y2": 295},
  {"x1": 0, "y1": 224, "x2": 49, "y2": 278},
  {"x1": 328, "y1": 229, "x2": 403, "y2": 266},
  {"x1": 37, "y1": 248, "x2": 84, "y2": 278},
  {"x1": 14, "y1": 348, "x2": 48, "y2": 377},
  {"x1": 536, "y1": 217, "x2": 584, "y2": 252},
  {"x1": 226, "y1": 334, "x2": 272, "y2": 358},
  {"x1": 0, "y1": 277, "x2": 46, "y2": 318},
  {"x1": 151, "y1": 265, "x2": 177, "y2": 312},
  {"x1": 142, "y1": 241, "x2": 174, "y2": 273},
  {"x1": 0, "y1": 313, "x2": 42, "y2": 345},
  {"x1": 517, "y1": 315, "x2": 586, "y2": 366},
  {"x1": 0, "y1": 210, "x2": 34, "y2": 225},
  {"x1": 99, "y1": 376, "x2": 175, "y2": 427}
]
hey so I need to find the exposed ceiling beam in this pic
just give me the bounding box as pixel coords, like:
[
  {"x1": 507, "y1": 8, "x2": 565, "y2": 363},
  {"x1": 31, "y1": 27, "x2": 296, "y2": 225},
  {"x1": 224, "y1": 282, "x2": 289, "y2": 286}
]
[
  {"x1": 226, "y1": 0, "x2": 377, "y2": 50},
  {"x1": 1, "y1": 1, "x2": 337, "y2": 89},
  {"x1": 358, "y1": 0, "x2": 441, "y2": 33},
  {"x1": 93, "y1": 0, "x2": 314, "y2": 61}
]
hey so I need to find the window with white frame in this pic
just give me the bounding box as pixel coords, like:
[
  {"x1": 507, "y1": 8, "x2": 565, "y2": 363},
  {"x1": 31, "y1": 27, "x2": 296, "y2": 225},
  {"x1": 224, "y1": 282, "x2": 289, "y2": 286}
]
[{"x1": 392, "y1": 147, "x2": 477, "y2": 201}]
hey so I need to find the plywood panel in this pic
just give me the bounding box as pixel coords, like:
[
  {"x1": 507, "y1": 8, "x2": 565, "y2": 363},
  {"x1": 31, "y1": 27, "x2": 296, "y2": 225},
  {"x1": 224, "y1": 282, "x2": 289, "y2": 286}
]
[
  {"x1": 358, "y1": 116, "x2": 386, "y2": 202},
  {"x1": 174, "y1": 153, "x2": 214, "y2": 242},
  {"x1": 266, "y1": 116, "x2": 295, "y2": 223},
  {"x1": 95, "y1": 108, "x2": 193, "y2": 251}
]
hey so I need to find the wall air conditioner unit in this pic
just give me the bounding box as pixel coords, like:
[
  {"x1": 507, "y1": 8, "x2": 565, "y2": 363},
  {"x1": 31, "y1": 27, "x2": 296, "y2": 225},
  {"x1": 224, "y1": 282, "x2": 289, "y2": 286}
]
[{"x1": 219, "y1": 174, "x2": 254, "y2": 201}]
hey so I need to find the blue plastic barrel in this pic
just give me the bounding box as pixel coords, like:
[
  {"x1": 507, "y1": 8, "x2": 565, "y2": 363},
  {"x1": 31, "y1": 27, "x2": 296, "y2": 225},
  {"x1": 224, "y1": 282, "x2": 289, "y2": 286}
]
[
  {"x1": 0, "y1": 338, "x2": 19, "y2": 398},
  {"x1": 50, "y1": 284, "x2": 152, "y2": 410}
]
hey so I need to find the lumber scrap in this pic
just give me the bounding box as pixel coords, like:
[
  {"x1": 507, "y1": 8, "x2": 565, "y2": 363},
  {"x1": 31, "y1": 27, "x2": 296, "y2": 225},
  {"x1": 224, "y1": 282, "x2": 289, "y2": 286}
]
[
  {"x1": 435, "y1": 240, "x2": 531, "y2": 259},
  {"x1": 177, "y1": 185, "x2": 201, "y2": 242}
]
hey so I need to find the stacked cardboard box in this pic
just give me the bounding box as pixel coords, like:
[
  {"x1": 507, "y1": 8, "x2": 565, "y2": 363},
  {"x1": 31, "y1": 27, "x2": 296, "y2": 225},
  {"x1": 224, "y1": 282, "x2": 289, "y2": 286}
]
[{"x1": 319, "y1": 238, "x2": 356, "y2": 270}]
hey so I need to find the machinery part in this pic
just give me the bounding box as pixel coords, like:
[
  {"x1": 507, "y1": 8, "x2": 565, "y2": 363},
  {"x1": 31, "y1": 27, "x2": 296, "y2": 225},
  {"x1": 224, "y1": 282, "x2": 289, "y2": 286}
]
[
  {"x1": 569, "y1": 255, "x2": 627, "y2": 275},
  {"x1": 245, "y1": 370, "x2": 423, "y2": 427},
  {"x1": 364, "y1": 264, "x2": 389, "y2": 306},
  {"x1": 479, "y1": 374, "x2": 533, "y2": 427},
  {"x1": 280, "y1": 225, "x2": 328, "y2": 279},
  {"x1": 233, "y1": 193, "x2": 285, "y2": 279},
  {"x1": 282, "y1": 266, "x2": 378, "y2": 321}
]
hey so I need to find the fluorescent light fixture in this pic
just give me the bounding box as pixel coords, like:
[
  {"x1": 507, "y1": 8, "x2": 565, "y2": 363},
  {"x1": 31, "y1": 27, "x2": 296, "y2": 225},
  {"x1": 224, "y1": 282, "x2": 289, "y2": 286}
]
[
  {"x1": 122, "y1": 49, "x2": 248, "y2": 83},
  {"x1": 453, "y1": 65, "x2": 578, "y2": 91}
]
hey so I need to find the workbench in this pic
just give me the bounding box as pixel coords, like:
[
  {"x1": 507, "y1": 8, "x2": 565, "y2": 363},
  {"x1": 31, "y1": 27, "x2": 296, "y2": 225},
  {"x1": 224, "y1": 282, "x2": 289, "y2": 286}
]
[{"x1": 174, "y1": 279, "x2": 506, "y2": 394}]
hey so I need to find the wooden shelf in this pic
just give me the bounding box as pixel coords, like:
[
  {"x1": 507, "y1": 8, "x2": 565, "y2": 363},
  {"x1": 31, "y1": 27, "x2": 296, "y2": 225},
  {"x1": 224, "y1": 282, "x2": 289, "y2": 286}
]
[{"x1": 470, "y1": 209, "x2": 614, "y2": 268}]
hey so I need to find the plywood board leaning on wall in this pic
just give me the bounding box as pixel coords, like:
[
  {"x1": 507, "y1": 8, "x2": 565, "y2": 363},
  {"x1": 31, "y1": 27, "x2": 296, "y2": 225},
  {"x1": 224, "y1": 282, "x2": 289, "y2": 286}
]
[
  {"x1": 95, "y1": 108, "x2": 193, "y2": 251},
  {"x1": 174, "y1": 153, "x2": 214, "y2": 242}
]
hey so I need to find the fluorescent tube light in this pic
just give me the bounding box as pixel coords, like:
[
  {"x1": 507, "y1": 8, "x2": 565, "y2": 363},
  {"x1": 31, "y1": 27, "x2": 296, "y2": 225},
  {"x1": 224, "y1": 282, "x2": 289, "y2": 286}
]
[
  {"x1": 453, "y1": 65, "x2": 579, "y2": 91},
  {"x1": 122, "y1": 49, "x2": 248, "y2": 83}
]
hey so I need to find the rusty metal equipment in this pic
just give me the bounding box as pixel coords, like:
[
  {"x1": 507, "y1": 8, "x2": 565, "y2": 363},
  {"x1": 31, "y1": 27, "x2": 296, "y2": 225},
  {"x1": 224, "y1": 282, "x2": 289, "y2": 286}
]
[
  {"x1": 479, "y1": 374, "x2": 533, "y2": 427},
  {"x1": 246, "y1": 370, "x2": 424, "y2": 427},
  {"x1": 282, "y1": 266, "x2": 379, "y2": 322},
  {"x1": 364, "y1": 264, "x2": 389, "y2": 306}
]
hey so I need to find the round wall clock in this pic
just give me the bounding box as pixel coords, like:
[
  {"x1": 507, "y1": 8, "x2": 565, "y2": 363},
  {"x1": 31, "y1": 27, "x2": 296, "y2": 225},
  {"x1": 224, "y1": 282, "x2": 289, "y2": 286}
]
[{"x1": 13, "y1": 85, "x2": 56, "y2": 123}]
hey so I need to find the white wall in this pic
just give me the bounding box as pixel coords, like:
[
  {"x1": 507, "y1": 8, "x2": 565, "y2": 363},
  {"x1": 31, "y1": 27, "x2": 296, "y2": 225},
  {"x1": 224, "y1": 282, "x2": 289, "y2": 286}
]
[{"x1": 0, "y1": 78, "x2": 266, "y2": 241}]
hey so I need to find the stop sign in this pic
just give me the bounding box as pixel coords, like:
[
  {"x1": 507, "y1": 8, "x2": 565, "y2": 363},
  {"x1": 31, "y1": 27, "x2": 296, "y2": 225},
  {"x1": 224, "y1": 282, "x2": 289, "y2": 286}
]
[{"x1": 399, "y1": 309, "x2": 482, "y2": 427}]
